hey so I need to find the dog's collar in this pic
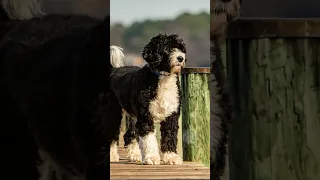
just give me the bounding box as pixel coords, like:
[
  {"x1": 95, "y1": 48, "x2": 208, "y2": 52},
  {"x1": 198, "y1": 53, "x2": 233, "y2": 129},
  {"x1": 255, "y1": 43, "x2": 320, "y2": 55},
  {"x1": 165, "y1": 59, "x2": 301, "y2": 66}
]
[{"x1": 151, "y1": 69, "x2": 170, "y2": 76}]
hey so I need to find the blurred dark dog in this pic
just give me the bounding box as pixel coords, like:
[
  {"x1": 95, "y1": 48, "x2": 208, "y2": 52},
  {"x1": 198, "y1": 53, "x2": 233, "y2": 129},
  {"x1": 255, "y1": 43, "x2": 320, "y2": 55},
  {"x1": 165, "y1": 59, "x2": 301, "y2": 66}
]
[
  {"x1": 109, "y1": 34, "x2": 186, "y2": 165},
  {"x1": 211, "y1": 0, "x2": 242, "y2": 36},
  {"x1": 211, "y1": 0, "x2": 242, "y2": 179},
  {"x1": 1, "y1": 0, "x2": 116, "y2": 179}
]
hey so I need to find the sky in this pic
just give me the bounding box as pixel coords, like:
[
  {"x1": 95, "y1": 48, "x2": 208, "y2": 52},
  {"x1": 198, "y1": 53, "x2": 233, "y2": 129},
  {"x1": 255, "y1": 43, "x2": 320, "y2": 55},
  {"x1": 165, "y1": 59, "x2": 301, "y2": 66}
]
[{"x1": 110, "y1": 0, "x2": 209, "y2": 25}]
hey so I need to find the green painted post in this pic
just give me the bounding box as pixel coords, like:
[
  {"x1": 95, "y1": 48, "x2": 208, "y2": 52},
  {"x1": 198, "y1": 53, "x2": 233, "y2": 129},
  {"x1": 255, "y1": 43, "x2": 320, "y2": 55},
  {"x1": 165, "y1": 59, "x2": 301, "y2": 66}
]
[
  {"x1": 181, "y1": 68, "x2": 210, "y2": 167},
  {"x1": 227, "y1": 19, "x2": 320, "y2": 180}
]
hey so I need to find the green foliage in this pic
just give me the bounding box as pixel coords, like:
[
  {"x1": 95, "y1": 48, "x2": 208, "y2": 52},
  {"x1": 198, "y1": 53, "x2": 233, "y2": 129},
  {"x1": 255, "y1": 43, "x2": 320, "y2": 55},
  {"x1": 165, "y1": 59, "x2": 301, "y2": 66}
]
[
  {"x1": 110, "y1": 11, "x2": 210, "y2": 66},
  {"x1": 174, "y1": 12, "x2": 210, "y2": 31},
  {"x1": 122, "y1": 19, "x2": 170, "y2": 52}
]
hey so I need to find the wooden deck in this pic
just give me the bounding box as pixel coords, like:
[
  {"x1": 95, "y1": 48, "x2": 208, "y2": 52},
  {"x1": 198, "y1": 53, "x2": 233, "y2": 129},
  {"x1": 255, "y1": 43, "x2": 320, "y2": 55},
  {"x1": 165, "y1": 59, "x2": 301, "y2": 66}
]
[{"x1": 110, "y1": 136, "x2": 210, "y2": 179}]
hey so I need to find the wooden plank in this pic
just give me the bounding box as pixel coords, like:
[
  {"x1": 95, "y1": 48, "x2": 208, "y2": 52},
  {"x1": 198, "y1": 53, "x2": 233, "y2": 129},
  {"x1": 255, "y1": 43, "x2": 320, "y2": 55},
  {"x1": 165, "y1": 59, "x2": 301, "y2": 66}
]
[
  {"x1": 111, "y1": 175, "x2": 210, "y2": 180},
  {"x1": 111, "y1": 135, "x2": 210, "y2": 180}
]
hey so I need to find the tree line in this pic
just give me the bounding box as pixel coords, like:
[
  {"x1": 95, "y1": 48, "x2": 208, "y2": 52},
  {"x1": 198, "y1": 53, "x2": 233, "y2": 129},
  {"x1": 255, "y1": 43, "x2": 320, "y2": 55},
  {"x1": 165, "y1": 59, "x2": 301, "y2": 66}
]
[{"x1": 110, "y1": 11, "x2": 210, "y2": 67}]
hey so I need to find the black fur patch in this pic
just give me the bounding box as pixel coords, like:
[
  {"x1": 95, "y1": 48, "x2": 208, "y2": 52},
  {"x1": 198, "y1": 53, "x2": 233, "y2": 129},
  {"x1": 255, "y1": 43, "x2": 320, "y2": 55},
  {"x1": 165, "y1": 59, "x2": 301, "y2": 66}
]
[
  {"x1": 111, "y1": 65, "x2": 159, "y2": 137},
  {"x1": 1, "y1": 15, "x2": 113, "y2": 180},
  {"x1": 210, "y1": 37, "x2": 232, "y2": 180}
]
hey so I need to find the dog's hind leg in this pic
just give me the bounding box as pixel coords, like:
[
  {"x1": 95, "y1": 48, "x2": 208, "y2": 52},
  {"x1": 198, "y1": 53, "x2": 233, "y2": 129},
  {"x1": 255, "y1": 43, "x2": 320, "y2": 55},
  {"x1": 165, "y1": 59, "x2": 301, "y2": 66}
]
[
  {"x1": 160, "y1": 112, "x2": 183, "y2": 165},
  {"x1": 123, "y1": 115, "x2": 141, "y2": 162},
  {"x1": 109, "y1": 115, "x2": 121, "y2": 163},
  {"x1": 136, "y1": 117, "x2": 160, "y2": 165},
  {"x1": 110, "y1": 139, "x2": 119, "y2": 162},
  {"x1": 106, "y1": 98, "x2": 122, "y2": 163},
  {"x1": 96, "y1": 92, "x2": 121, "y2": 163}
]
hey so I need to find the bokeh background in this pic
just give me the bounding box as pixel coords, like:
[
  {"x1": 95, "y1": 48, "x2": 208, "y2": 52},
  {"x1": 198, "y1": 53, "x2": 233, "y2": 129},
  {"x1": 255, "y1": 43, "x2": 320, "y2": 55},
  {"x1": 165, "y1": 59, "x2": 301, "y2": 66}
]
[
  {"x1": 110, "y1": 0, "x2": 210, "y2": 67},
  {"x1": 41, "y1": 0, "x2": 209, "y2": 67}
]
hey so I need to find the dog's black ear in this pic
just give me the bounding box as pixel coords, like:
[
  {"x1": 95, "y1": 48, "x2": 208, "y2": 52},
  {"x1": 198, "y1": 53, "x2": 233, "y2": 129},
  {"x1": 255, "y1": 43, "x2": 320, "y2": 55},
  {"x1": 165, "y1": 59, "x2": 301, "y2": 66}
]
[
  {"x1": 142, "y1": 45, "x2": 162, "y2": 66},
  {"x1": 142, "y1": 35, "x2": 164, "y2": 66},
  {"x1": 142, "y1": 48, "x2": 150, "y2": 61}
]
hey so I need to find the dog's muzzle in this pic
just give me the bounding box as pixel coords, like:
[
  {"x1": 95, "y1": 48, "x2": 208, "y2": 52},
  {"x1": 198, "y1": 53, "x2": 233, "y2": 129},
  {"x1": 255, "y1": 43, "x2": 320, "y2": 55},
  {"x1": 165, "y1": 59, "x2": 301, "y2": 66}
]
[
  {"x1": 175, "y1": 56, "x2": 186, "y2": 68},
  {"x1": 177, "y1": 56, "x2": 184, "y2": 62},
  {"x1": 171, "y1": 59, "x2": 186, "y2": 74},
  {"x1": 176, "y1": 56, "x2": 187, "y2": 68}
]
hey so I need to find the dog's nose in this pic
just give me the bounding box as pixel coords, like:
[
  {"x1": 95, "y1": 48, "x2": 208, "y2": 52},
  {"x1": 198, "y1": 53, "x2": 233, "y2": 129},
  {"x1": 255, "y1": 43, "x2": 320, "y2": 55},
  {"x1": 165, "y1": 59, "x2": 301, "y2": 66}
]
[{"x1": 177, "y1": 56, "x2": 184, "y2": 62}]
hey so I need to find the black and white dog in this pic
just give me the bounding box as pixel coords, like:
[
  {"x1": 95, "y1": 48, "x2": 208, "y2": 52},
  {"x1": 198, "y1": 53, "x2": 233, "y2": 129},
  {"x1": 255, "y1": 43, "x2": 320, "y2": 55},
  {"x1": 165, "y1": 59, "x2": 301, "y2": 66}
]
[
  {"x1": 109, "y1": 34, "x2": 186, "y2": 165},
  {"x1": 1, "y1": 0, "x2": 114, "y2": 179}
]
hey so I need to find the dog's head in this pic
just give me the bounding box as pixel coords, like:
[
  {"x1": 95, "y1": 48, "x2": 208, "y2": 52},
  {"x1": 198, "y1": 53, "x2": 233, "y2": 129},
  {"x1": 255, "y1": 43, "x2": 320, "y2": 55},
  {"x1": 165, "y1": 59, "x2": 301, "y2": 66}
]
[
  {"x1": 142, "y1": 33, "x2": 186, "y2": 74},
  {"x1": 211, "y1": 0, "x2": 242, "y2": 36}
]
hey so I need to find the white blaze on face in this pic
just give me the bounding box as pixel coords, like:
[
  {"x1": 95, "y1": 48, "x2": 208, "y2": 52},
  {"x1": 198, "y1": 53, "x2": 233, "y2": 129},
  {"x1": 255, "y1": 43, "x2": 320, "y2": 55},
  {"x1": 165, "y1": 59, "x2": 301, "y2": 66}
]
[{"x1": 170, "y1": 48, "x2": 186, "y2": 73}]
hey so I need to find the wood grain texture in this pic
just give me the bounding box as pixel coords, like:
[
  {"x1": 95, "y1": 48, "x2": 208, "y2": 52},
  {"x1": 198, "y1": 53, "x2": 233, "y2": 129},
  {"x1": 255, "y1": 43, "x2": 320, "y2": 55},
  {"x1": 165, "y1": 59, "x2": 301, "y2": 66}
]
[
  {"x1": 110, "y1": 134, "x2": 210, "y2": 179},
  {"x1": 227, "y1": 38, "x2": 320, "y2": 180},
  {"x1": 181, "y1": 71, "x2": 210, "y2": 167}
]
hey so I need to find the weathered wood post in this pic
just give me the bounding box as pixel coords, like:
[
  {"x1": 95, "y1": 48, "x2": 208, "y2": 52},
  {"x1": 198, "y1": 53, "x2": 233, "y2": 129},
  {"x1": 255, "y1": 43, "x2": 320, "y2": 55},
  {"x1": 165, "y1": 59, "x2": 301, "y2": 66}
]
[
  {"x1": 181, "y1": 67, "x2": 210, "y2": 167},
  {"x1": 227, "y1": 18, "x2": 320, "y2": 180}
]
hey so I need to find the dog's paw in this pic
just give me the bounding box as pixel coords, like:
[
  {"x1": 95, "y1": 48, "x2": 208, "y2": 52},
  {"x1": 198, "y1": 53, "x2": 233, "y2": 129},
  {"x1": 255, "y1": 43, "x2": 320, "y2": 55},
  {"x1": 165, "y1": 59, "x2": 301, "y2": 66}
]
[
  {"x1": 126, "y1": 140, "x2": 142, "y2": 162},
  {"x1": 143, "y1": 155, "x2": 161, "y2": 165},
  {"x1": 162, "y1": 152, "x2": 183, "y2": 165},
  {"x1": 125, "y1": 141, "x2": 142, "y2": 162},
  {"x1": 110, "y1": 152, "x2": 120, "y2": 162},
  {"x1": 110, "y1": 141, "x2": 119, "y2": 162},
  {"x1": 128, "y1": 153, "x2": 142, "y2": 162},
  {"x1": 139, "y1": 132, "x2": 161, "y2": 165}
]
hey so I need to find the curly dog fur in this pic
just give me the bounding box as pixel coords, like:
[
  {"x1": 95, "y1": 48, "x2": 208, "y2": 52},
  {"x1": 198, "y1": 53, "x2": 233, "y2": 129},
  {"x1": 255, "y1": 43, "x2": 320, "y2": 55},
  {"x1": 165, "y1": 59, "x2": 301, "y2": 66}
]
[
  {"x1": 211, "y1": 0, "x2": 242, "y2": 179},
  {"x1": 1, "y1": 12, "x2": 116, "y2": 180},
  {"x1": 109, "y1": 34, "x2": 187, "y2": 165}
]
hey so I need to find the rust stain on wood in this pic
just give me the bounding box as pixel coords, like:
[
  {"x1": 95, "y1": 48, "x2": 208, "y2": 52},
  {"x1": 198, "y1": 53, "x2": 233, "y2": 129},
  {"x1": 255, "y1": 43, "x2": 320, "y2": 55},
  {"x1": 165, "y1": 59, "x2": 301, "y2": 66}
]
[{"x1": 182, "y1": 67, "x2": 210, "y2": 74}]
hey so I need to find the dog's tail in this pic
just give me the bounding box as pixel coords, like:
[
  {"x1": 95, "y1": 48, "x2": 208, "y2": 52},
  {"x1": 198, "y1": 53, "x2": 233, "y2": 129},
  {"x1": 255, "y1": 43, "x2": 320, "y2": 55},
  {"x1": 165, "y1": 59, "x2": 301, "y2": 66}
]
[{"x1": 110, "y1": 45, "x2": 125, "y2": 68}]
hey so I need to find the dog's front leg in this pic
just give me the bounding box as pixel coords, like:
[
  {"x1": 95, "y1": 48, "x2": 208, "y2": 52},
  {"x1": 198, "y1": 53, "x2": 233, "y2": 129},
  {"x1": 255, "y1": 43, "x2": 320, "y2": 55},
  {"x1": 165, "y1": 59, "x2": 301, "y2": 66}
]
[
  {"x1": 136, "y1": 119, "x2": 160, "y2": 165},
  {"x1": 110, "y1": 140, "x2": 120, "y2": 162},
  {"x1": 160, "y1": 112, "x2": 183, "y2": 165},
  {"x1": 124, "y1": 116, "x2": 142, "y2": 162}
]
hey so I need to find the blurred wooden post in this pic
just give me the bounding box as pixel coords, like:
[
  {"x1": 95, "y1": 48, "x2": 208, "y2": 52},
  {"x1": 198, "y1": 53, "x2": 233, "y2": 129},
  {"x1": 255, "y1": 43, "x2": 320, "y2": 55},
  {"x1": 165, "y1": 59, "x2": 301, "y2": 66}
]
[
  {"x1": 227, "y1": 19, "x2": 320, "y2": 180},
  {"x1": 181, "y1": 67, "x2": 210, "y2": 167}
]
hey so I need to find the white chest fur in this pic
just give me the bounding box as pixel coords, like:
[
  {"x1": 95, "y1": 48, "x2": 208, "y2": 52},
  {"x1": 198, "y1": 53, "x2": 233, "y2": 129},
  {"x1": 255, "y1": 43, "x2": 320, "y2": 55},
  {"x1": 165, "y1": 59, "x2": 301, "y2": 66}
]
[{"x1": 149, "y1": 74, "x2": 180, "y2": 123}]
